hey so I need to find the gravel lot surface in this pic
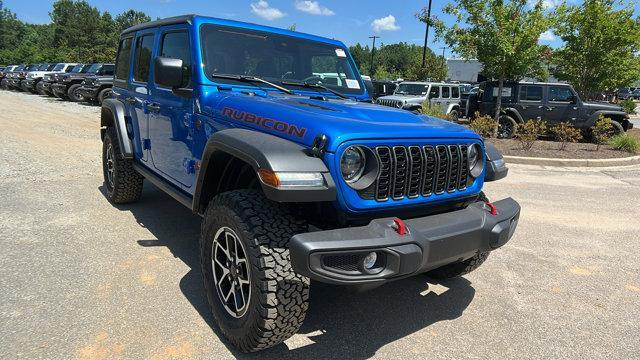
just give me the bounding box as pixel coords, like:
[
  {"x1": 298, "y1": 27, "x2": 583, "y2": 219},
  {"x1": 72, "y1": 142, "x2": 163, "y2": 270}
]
[{"x1": 1, "y1": 91, "x2": 639, "y2": 359}]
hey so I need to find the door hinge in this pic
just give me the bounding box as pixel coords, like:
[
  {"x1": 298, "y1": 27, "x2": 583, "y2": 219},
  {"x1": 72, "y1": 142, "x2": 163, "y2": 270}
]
[{"x1": 143, "y1": 139, "x2": 151, "y2": 150}]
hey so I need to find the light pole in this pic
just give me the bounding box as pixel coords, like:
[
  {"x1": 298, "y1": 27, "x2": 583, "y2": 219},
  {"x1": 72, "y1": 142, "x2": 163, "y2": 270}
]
[
  {"x1": 369, "y1": 35, "x2": 380, "y2": 77},
  {"x1": 421, "y1": 0, "x2": 433, "y2": 68}
]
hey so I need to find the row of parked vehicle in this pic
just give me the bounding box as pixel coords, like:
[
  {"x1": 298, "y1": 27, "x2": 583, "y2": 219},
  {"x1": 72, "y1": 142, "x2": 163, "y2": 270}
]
[
  {"x1": 616, "y1": 87, "x2": 640, "y2": 100},
  {"x1": 373, "y1": 79, "x2": 632, "y2": 138},
  {"x1": 0, "y1": 63, "x2": 115, "y2": 105}
]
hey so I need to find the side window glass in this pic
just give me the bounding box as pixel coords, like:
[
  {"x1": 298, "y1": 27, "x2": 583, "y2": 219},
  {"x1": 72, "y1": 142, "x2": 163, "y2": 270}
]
[
  {"x1": 442, "y1": 86, "x2": 450, "y2": 98},
  {"x1": 520, "y1": 86, "x2": 542, "y2": 101},
  {"x1": 115, "y1": 38, "x2": 133, "y2": 81},
  {"x1": 133, "y1": 34, "x2": 155, "y2": 83},
  {"x1": 102, "y1": 64, "x2": 115, "y2": 76},
  {"x1": 549, "y1": 86, "x2": 573, "y2": 102},
  {"x1": 452, "y1": 86, "x2": 459, "y2": 98},
  {"x1": 428, "y1": 86, "x2": 439, "y2": 99},
  {"x1": 65, "y1": 66, "x2": 74, "y2": 73},
  {"x1": 160, "y1": 31, "x2": 192, "y2": 88}
]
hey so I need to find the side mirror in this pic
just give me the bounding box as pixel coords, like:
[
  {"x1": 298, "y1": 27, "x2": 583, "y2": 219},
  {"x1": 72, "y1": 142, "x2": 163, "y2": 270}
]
[{"x1": 155, "y1": 57, "x2": 184, "y2": 89}]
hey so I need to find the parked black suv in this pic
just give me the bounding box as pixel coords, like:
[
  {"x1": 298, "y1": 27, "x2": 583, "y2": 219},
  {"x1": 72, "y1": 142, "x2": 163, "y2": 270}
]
[
  {"x1": 51, "y1": 63, "x2": 114, "y2": 101},
  {"x1": 469, "y1": 81, "x2": 632, "y2": 138},
  {"x1": 78, "y1": 67, "x2": 115, "y2": 105}
]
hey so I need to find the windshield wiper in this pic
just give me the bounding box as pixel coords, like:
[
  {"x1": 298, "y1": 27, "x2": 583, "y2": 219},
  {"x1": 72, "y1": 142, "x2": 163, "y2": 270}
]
[
  {"x1": 211, "y1": 73, "x2": 293, "y2": 95},
  {"x1": 281, "y1": 80, "x2": 349, "y2": 99}
]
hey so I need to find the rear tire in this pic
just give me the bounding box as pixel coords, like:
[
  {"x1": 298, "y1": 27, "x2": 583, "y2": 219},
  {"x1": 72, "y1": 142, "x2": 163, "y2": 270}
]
[
  {"x1": 498, "y1": 115, "x2": 517, "y2": 139},
  {"x1": 611, "y1": 120, "x2": 624, "y2": 135},
  {"x1": 67, "y1": 84, "x2": 83, "y2": 102},
  {"x1": 102, "y1": 127, "x2": 143, "y2": 204},
  {"x1": 427, "y1": 191, "x2": 491, "y2": 279},
  {"x1": 449, "y1": 109, "x2": 459, "y2": 122},
  {"x1": 200, "y1": 189, "x2": 309, "y2": 352}
]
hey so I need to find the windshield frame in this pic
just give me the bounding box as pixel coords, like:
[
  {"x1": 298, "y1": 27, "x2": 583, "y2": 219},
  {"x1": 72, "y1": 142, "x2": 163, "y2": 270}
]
[
  {"x1": 395, "y1": 83, "x2": 430, "y2": 96},
  {"x1": 198, "y1": 23, "x2": 366, "y2": 98}
]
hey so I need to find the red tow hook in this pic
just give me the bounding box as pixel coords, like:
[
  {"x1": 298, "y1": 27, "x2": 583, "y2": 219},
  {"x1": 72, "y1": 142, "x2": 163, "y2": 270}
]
[
  {"x1": 484, "y1": 201, "x2": 498, "y2": 216},
  {"x1": 392, "y1": 218, "x2": 407, "y2": 236}
]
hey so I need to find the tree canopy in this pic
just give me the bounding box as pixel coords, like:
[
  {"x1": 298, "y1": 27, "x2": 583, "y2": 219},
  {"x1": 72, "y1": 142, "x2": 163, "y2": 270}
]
[
  {"x1": 0, "y1": 0, "x2": 150, "y2": 64},
  {"x1": 433, "y1": 0, "x2": 551, "y2": 119},
  {"x1": 349, "y1": 42, "x2": 447, "y2": 81},
  {"x1": 552, "y1": 0, "x2": 640, "y2": 99}
]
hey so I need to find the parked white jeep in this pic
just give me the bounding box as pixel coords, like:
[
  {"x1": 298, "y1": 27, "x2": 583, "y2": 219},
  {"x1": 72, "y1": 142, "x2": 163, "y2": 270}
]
[{"x1": 377, "y1": 81, "x2": 462, "y2": 121}]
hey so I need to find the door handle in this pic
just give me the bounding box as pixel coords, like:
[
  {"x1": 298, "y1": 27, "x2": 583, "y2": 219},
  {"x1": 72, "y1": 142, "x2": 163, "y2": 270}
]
[
  {"x1": 147, "y1": 103, "x2": 161, "y2": 113},
  {"x1": 125, "y1": 96, "x2": 136, "y2": 105},
  {"x1": 546, "y1": 106, "x2": 554, "y2": 111},
  {"x1": 537, "y1": 105, "x2": 544, "y2": 109}
]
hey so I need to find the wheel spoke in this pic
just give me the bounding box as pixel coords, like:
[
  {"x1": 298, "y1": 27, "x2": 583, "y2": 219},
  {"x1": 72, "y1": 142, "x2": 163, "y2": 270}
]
[{"x1": 211, "y1": 227, "x2": 251, "y2": 318}]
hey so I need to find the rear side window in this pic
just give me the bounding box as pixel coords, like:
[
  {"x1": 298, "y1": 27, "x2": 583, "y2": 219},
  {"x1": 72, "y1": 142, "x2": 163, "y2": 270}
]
[
  {"x1": 442, "y1": 86, "x2": 450, "y2": 98},
  {"x1": 519, "y1": 86, "x2": 543, "y2": 101},
  {"x1": 160, "y1": 31, "x2": 192, "y2": 88},
  {"x1": 133, "y1": 34, "x2": 155, "y2": 83},
  {"x1": 452, "y1": 86, "x2": 460, "y2": 98},
  {"x1": 429, "y1": 86, "x2": 440, "y2": 99},
  {"x1": 549, "y1": 86, "x2": 574, "y2": 102},
  {"x1": 115, "y1": 38, "x2": 133, "y2": 80}
]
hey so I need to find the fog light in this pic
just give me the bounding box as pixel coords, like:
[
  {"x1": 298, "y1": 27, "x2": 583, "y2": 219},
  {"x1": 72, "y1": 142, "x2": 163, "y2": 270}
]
[{"x1": 362, "y1": 252, "x2": 377, "y2": 270}]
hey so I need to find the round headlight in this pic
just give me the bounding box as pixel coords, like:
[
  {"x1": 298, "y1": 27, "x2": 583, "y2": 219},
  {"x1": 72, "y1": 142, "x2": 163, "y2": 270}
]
[
  {"x1": 468, "y1": 144, "x2": 484, "y2": 178},
  {"x1": 340, "y1": 146, "x2": 365, "y2": 183}
]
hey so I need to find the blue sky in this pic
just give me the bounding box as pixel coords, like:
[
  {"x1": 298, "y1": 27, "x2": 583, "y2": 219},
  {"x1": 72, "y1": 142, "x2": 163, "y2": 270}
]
[{"x1": 5, "y1": 0, "x2": 640, "y2": 58}]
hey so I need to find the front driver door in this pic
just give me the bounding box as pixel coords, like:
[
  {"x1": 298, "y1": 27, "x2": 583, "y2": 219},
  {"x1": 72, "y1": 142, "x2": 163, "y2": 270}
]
[{"x1": 148, "y1": 27, "x2": 195, "y2": 189}]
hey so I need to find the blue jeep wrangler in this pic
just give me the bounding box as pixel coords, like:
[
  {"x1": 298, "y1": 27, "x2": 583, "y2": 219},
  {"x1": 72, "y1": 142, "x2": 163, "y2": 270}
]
[{"x1": 100, "y1": 15, "x2": 520, "y2": 352}]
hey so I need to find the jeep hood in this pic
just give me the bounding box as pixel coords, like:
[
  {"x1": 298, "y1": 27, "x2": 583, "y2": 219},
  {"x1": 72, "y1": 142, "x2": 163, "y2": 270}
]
[
  {"x1": 582, "y1": 101, "x2": 624, "y2": 112},
  {"x1": 203, "y1": 91, "x2": 479, "y2": 152}
]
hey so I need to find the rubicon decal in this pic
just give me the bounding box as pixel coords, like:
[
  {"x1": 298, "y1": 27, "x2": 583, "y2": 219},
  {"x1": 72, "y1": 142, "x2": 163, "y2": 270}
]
[{"x1": 222, "y1": 107, "x2": 307, "y2": 138}]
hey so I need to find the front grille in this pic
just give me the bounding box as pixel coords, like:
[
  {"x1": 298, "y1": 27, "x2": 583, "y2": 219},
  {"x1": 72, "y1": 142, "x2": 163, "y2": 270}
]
[
  {"x1": 377, "y1": 99, "x2": 403, "y2": 108},
  {"x1": 369, "y1": 144, "x2": 472, "y2": 201}
]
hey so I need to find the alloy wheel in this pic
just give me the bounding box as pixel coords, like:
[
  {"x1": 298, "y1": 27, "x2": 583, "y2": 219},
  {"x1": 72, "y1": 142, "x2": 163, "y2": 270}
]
[{"x1": 211, "y1": 227, "x2": 251, "y2": 318}]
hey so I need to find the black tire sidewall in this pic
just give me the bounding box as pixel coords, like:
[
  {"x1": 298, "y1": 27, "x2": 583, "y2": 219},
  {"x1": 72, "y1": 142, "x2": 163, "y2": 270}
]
[
  {"x1": 498, "y1": 116, "x2": 517, "y2": 139},
  {"x1": 68, "y1": 84, "x2": 83, "y2": 102},
  {"x1": 97, "y1": 88, "x2": 112, "y2": 105},
  {"x1": 102, "y1": 129, "x2": 117, "y2": 198}
]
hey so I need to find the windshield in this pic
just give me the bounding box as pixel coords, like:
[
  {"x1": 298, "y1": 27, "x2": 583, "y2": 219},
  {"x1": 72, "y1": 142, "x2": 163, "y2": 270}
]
[
  {"x1": 15, "y1": 65, "x2": 25, "y2": 71},
  {"x1": 200, "y1": 24, "x2": 364, "y2": 95},
  {"x1": 52, "y1": 63, "x2": 65, "y2": 71},
  {"x1": 395, "y1": 83, "x2": 428, "y2": 95},
  {"x1": 70, "y1": 64, "x2": 84, "y2": 73},
  {"x1": 26, "y1": 64, "x2": 39, "y2": 71},
  {"x1": 86, "y1": 64, "x2": 102, "y2": 74}
]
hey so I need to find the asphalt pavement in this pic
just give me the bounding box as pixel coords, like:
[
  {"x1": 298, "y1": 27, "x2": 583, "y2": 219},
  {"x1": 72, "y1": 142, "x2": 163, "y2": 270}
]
[{"x1": 1, "y1": 91, "x2": 639, "y2": 359}]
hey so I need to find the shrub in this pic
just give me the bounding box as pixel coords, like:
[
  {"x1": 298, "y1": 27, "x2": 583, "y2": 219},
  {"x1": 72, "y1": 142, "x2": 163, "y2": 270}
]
[
  {"x1": 609, "y1": 133, "x2": 640, "y2": 153},
  {"x1": 469, "y1": 112, "x2": 498, "y2": 138},
  {"x1": 515, "y1": 119, "x2": 547, "y2": 151},
  {"x1": 620, "y1": 98, "x2": 637, "y2": 115},
  {"x1": 550, "y1": 122, "x2": 583, "y2": 150},
  {"x1": 420, "y1": 101, "x2": 454, "y2": 121},
  {"x1": 591, "y1": 114, "x2": 614, "y2": 151}
]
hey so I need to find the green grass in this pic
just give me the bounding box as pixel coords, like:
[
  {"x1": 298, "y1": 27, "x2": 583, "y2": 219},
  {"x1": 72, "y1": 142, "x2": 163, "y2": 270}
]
[{"x1": 609, "y1": 133, "x2": 640, "y2": 153}]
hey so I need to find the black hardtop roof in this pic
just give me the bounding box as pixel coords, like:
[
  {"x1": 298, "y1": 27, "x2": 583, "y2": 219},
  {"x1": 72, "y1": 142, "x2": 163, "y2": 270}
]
[{"x1": 121, "y1": 15, "x2": 194, "y2": 36}]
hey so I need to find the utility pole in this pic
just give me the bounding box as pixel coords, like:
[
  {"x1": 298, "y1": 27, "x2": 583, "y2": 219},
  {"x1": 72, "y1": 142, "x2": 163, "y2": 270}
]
[
  {"x1": 369, "y1": 35, "x2": 380, "y2": 77},
  {"x1": 440, "y1": 46, "x2": 447, "y2": 79},
  {"x1": 421, "y1": 0, "x2": 433, "y2": 68}
]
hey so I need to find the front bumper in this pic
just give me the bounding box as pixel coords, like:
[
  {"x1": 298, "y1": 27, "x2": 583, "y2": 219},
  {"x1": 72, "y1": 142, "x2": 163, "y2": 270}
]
[
  {"x1": 78, "y1": 85, "x2": 100, "y2": 100},
  {"x1": 21, "y1": 79, "x2": 36, "y2": 91},
  {"x1": 290, "y1": 197, "x2": 520, "y2": 287}
]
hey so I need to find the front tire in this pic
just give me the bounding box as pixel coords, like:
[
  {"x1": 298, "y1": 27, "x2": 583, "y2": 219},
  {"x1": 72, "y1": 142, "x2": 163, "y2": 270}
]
[
  {"x1": 498, "y1": 115, "x2": 517, "y2": 139},
  {"x1": 97, "y1": 87, "x2": 112, "y2": 105},
  {"x1": 67, "y1": 84, "x2": 83, "y2": 102},
  {"x1": 102, "y1": 127, "x2": 143, "y2": 204},
  {"x1": 200, "y1": 190, "x2": 309, "y2": 352}
]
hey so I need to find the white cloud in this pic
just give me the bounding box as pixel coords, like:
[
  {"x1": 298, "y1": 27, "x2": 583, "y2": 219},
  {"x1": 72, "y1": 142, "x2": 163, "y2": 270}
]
[
  {"x1": 250, "y1": 0, "x2": 286, "y2": 21},
  {"x1": 528, "y1": 0, "x2": 563, "y2": 9},
  {"x1": 371, "y1": 15, "x2": 400, "y2": 32},
  {"x1": 295, "y1": 1, "x2": 335, "y2": 16},
  {"x1": 539, "y1": 30, "x2": 557, "y2": 42}
]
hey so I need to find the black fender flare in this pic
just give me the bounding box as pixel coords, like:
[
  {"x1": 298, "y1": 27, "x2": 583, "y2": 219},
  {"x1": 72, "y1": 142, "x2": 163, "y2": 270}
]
[
  {"x1": 193, "y1": 129, "x2": 337, "y2": 211},
  {"x1": 101, "y1": 98, "x2": 134, "y2": 158},
  {"x1": 586, "y1": 111, "x2": 629, "y2": 128},
  {"x1": 502, "y1": 108, "x2": 523, "y2": 123},
  {"x1": 484, "y1": 143, "x2": 508, "y2": 182}
]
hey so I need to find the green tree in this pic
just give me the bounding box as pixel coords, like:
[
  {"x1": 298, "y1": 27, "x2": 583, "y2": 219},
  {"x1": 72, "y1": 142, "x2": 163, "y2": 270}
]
[
  {"x1": 115, "y1": 9, "x2": 151, "y2": 33},
  {"x1": 431, "y1": 0, "x2": 551, "y2": 120},
  {"x1": 348, "y1": 42, "x2": 446, "y2": 80},
  {"x1": 552, "y1": 0, "x2": 640, "y2": 99}
]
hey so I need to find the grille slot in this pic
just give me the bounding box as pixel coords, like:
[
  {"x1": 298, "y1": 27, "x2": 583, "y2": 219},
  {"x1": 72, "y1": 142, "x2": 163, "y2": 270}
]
[
  {"x1": 323, "y1": 254, "x2": 361, "y2": 272},
  {"x1": 365, "y1": 144, "x2": 474, "y2": 201}
]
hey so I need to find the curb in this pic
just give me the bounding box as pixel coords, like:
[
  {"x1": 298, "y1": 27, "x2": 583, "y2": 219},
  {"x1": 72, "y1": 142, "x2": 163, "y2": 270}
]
[{"x1": 504, "y1": 155, "x2": 640, "y2": 167}]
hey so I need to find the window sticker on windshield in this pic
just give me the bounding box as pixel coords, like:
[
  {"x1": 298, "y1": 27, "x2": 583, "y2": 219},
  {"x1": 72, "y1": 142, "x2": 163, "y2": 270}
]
[
  {"x1": 345, "y1": 79, "x2": 360, "y2": 89},
  {"x1": 335, "y1": 49, "x2": 347, "y2": 58}
]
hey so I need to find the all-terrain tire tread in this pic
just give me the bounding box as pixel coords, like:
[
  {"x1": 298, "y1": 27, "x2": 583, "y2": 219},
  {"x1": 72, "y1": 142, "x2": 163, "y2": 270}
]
[
  {"x1": 103, "y1": 127, "x2": 143, "y2": 204},
  {"x1": 200, "y1": 189, "x2": 309, "y2": 352}
]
